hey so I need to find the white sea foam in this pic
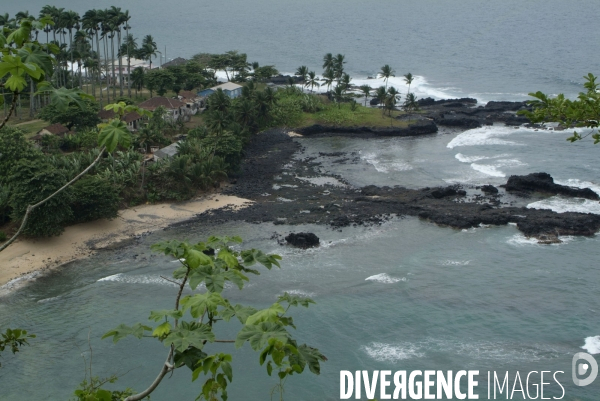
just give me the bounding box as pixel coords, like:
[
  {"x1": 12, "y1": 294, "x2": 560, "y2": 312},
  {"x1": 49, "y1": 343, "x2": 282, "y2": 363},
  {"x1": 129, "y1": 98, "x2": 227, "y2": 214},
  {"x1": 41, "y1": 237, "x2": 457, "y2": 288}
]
[
  {"x1": 447, "y1": 126, "x2": 528, "y2": 149},
  {"x1": 361, "y1": 152, "x2": 413, "y2": 173},
  {"x1": 295, "y1": 176, "x2": 347, "y2": 187},
  {"x1": 365, "y1": 273, "x2": 406, "y2": 284},
  {"x1": 470, "y1": 163, "x2": 506, "y2": 177},
  {"x1": 582, "y1": 336, "x2": 600, "y2": 354},
  {"x1": 506, "y1": 233, "x2": 575, "y2": 246},
  {"x1": 527, "y1": 197, "x2": 600, "y2": 215},
  {"x1": 363, "y1": 342, "x2": 424, "y2": 362},
  {"x1": 455, "y1": 153, "x2": 489, "y2": 163},
  {"x1": 277, "y1": 197, "x2": 295, "y2": 202},
  {"x1": 37, "y1": 296, "x2": 62, "y2": 303},
  {"x1": 280, "y1": 289, "x2": 316, "y2": 298},
  {"x1": 442, "y1": 260, "x2": 471, "y2": 266},
  {"x1": 555, "y1": 179, "x2": 600, "y2": 196},
  {"x1": 97, "y1": 273, "x2": 178, "y2": 287}
]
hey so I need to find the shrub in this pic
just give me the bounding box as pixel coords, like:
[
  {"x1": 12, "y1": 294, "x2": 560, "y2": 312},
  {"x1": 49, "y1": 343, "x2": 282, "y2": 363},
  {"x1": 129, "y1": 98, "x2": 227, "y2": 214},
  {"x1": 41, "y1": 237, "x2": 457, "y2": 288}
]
[
  {"x1": 0, "y1": 231, "x2": 6, "y2": 242},
  {"x1": 9, "y1": 159, "x2": 73, "y2": 237},
  {"x1": 69, "y1": 176, "x2": 120, "y2": 224}
]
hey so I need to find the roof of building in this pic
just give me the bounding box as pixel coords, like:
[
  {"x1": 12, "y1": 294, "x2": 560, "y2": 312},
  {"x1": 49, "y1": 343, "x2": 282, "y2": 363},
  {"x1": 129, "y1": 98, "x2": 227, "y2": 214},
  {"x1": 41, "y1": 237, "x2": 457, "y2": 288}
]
[
  {"x1": 162, "y1": 57, "x2": 188, "y2": 68},
  {"x1": 98, "y1": 109, "x2": 116, "y2": 120},
  {"x1": 138, "y1": 97, "x2": 186, "y2": 111},
  {"x1": 211, "y1": 82, "x2": 243, "y2": 91},
  {"x1": 122, "y1": 111, "x2": 142, "y2": 123},
  {"x1": 198, "y1": 89, "x2": 214, "y2": 97},
  {"x1": 153, "y1": 142, "x2": 180, "y2": 159},
  {"x1": 178, "y1": 90, "x2": 198, "y2": 100},
  {"x1": 39, "y1": 123, "x2": 70, "y2": 135}
]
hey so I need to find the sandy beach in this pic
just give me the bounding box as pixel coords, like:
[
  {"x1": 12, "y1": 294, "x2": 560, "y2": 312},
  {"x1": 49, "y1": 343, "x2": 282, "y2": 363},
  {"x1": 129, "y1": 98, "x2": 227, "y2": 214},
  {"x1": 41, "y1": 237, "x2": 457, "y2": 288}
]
[{"x1": 0, "y1": 194, "x2": 251, "y2": 291}]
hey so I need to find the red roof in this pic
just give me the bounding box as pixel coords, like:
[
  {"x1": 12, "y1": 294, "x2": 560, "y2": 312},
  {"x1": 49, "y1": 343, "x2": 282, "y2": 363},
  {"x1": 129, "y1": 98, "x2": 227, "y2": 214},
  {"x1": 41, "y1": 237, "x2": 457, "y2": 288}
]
[
  {"x1": 122, "y1": 111, "x2": 142, "y2": 123},
  {"x1": 39, "y1": 123, "x2": 69, "y2": 135},
  {"x1": 98, "y1": 109, "x2": 116, "y2": 120},
  {"x1": 179, "y1": 91, "x2": 197, "y2": 100},
  {"x1": 138, "y1": 97, "x2": 186, "y2": 111}
]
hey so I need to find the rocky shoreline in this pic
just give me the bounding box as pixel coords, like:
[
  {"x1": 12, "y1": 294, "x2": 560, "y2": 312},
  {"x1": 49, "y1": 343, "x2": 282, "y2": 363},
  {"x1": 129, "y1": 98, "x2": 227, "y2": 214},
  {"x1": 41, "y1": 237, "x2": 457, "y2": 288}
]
[{"x1": 186, "y1": 124, "x2": 600, "y2": 244}]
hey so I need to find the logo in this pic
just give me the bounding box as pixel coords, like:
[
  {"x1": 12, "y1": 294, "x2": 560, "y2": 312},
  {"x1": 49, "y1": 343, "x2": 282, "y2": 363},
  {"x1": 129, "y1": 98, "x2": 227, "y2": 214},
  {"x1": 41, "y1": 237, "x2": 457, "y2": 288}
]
[{"x1": 572, "y1": 352, "x2": 598, "y2": 386}]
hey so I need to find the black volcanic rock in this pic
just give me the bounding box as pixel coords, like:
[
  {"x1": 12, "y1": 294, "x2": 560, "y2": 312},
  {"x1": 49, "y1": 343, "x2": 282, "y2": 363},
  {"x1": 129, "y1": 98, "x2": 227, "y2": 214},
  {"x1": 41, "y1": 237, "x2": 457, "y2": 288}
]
[
  {"x1": 505, "y1": 173, "x2": 599, "y2": 200},
  {"x1": 430, "y1": 187, "x2": 458, "y2": 199},
  {"x1": 481, "y1": 185, "x2": 499, "y2": 194},
  {"x1": 484, "y1": 101, "x2": 527, "y2": 112},
  {"x1": 417, "y1": 97, "x2": 477, "y2": 107},
  {"x1": 285, "y1": 232, "x2": 320, "y2": 248},
  {"x1": 437, "y1": 117, "x2": 481, "y2": 129},
  {"x1": 298, "y1": 120, "x2": 438, "y2": 137}
]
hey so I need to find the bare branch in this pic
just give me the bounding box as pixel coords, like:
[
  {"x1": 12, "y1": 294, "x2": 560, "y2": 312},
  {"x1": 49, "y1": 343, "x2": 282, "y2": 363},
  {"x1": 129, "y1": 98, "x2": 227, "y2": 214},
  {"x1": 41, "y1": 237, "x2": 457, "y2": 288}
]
[
  {"x1": 0, "y1": 91, "x2": 19, "y2": 131},
  {"x1": 123, "y1": 349, "x2": 174, "y2": 401},
  {"x1": 0, "y1": 146, "x2": 107, "y2": 253},
  {"x1": 214, "y1": 340, "x2": 235, "y2": 343},
  {"x1": 160, "y1": 275, "x2": 181, "y2": 286}
]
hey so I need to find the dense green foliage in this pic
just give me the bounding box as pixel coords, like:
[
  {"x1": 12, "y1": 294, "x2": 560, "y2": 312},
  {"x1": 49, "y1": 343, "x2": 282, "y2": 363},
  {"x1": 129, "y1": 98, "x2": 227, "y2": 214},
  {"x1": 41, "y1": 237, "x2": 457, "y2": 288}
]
[
  {"x1": 38, "y1": 98, "x2": 101, "y2": 131},
  {"x1": 519, "y1": 73, "x2": 600, "y2": 144},
  {"x1": 100, "y1": 236, "x2": 325, "y2": 400},
  {"x1": 70, "y1": 176, "x2": 120, "y2": 224}
]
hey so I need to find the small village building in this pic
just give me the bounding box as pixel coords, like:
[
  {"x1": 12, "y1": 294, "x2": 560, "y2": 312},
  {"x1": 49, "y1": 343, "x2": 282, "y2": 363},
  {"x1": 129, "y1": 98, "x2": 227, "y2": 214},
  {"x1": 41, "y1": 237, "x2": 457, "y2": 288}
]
[
  {"x1": 161, "y1": 57, "x2": 188, "y2": 68},
  {"x1": 98, "y1": 110, "x2": 144, "y2": 132},
  {"x1": 30, "y1": 123, "x2": 71, "y2": 145},
  {"x1": 138, "y1": 97, "x2": 189, "y2": 122},
  {"x1": 197, "y1": 82, "x2": 243, "y2": 100},
  {"x1": 153, "y1": 141, "x2": 180, "y2": 162},
  {"x1": 177, "y1": 90, "x2": 203, "y2": 114}
]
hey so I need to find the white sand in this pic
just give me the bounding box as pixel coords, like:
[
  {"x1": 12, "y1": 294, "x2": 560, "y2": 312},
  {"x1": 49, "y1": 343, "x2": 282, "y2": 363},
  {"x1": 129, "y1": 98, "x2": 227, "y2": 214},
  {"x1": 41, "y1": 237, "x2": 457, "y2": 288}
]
[{"x1": 0, "y1": 195, "x2": 251, "y2": 291}]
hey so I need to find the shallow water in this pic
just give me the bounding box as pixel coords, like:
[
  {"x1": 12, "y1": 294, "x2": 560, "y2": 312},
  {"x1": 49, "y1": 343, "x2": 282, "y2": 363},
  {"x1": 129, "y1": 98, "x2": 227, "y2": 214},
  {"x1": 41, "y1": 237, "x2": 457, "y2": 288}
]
[{"x1": 3, "y1": 125, "x2": 600, "y2": 399}]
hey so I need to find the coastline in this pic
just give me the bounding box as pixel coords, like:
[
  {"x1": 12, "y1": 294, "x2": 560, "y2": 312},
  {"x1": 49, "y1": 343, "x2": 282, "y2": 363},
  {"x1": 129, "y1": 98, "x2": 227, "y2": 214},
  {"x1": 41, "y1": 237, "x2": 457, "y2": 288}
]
[{"x1": 0, "y1": 194, "x2": 251, "y2": 292}]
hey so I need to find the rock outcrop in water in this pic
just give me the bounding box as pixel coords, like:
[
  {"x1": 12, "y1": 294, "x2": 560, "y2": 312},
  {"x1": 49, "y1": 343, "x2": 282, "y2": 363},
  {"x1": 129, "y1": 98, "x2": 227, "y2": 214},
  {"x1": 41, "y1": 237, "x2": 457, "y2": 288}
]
[
  {"x1": 285, "y1": 232, "x2": 320, "y2": 248},
  {"x1": 505, "y1": 173, "x2": 599, "y2": 200},
  {"x1": 186, "y1": 129, "x2": 600, "y2": 244},
  {"x1": 298, "y1": 120, "x2": 438, "y2": 137}
]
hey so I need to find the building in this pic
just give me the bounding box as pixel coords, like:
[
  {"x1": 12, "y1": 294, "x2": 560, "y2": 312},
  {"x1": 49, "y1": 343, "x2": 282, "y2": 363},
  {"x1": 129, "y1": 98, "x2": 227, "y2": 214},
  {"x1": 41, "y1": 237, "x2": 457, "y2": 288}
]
[
  {"x1": 153, "y1": 141, "x2": 180, "y2": 162},
  {"x1": 178, "y1": 90, "x2": 203, "y2": 114},
  {"x1": 31, "y1": 123, "x2": 71, "y2": 145},
  {"x1": 197, "y1": 82, "x2": 243, "y2": 100},
  {"x1": 161, "y1": 57, "x2": 188, "y2": 68},
  {"x1": 98, "y1": 109, "x2": 144, "y2": 132},
  {"x1": 138, "y1": 97, "x2": 189, "y2": 122}
]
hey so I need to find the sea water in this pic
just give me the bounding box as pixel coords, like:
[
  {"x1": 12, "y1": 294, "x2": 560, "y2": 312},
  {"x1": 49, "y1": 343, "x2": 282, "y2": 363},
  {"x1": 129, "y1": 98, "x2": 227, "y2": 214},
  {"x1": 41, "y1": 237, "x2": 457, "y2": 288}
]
[{"x1": 3, "y1": 1, "x2": 600, "y2": 399}]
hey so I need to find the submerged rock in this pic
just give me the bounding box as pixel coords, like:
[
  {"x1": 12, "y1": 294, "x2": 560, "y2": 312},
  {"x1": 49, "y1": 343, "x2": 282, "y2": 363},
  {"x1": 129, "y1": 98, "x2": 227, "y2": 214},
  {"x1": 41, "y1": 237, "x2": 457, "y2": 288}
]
[
  {"x1": 285, "y1": 232, "x2": 320, "y2": 248},
  {"x1": 505, "y1": 173, "x2": 599, "y2": 200},
  {"x1": 481, "y1": 185, "x2": 499, "y2": 194}
]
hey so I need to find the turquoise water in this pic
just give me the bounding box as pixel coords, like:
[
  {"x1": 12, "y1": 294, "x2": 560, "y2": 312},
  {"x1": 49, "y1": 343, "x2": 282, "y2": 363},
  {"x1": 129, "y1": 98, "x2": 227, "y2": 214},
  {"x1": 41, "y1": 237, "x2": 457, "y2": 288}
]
[
  {"x1": 3, "y1": 1, "x2": 600, "y2": 399},
  {"x1": 6, "y1": 0, "x2": 600, "y2": 101},
  {"x1": 3, "y1": 125, "x2": 600, "y2": 399}
]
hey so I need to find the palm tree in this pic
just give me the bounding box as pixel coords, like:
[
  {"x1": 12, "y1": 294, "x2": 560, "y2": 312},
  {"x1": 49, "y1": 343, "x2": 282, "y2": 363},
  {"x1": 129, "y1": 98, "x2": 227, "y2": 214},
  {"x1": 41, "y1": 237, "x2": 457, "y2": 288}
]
[
  {"x1": 62, "y1": 10, "x2": 80, "y2": 88},
  {"x1": 121, "y1": 34, "x2": 137, "y2": 98},
  {"x1": 385, "y1": 86, "x2": 400, "y2": 118},
  {"x1": 403, "y1": 92, "x2": 419, "y2": 122},
  {"x1": 333, "y1": 54, "x2": 346, "y2": 81},
  {"x1": 306, "y1": 71, "x2": 319, "y2": 93},
  {"x1": 131, "y1": 66, "x2": 145, "y2": 97},
  {"x1": 141, "y1": 35, "x2": 158, "y2": 70},
  {"x1": 376, "y1": 86, "x2": 387, "y2": 116},
  {"x1": 322, "y1": 53, "x2": 334, "y2": 71},
  {"x1": 82, "y1": 9, "x2": 102, "y2": 101},
  {"x1": 333, "y1": 85, "x2": 345, "y2": 109},
  {"x1": 404, "y1": 72, "x2": 414, "y2": 96},
  {"x1": 340, "y1": 73, "x2": 351, "y2": 92},
  {"x1": 321, "y1": 69, "x2": 335, "y2": 93},
  {"x1": 359, "y1": 84, "x2": 371, "y2": 106},
  {"x1": 295, "y1": 66, "x2": 309, "y2": 92},
  {"x1": 379, "y1": 64, "x2": 395, "y2": 90}
]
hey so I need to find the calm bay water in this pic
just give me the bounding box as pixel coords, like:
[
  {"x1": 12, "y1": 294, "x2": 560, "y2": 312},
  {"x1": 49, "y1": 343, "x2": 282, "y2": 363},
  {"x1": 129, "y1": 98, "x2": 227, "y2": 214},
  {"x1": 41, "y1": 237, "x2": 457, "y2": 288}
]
[{"x1": 3, "y1": 1, "x2": 600, "y2": 400}]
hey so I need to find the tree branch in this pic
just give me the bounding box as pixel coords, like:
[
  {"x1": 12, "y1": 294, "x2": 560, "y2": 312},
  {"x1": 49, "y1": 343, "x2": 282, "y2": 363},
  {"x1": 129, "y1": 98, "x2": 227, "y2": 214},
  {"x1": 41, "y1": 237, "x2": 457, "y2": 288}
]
[
  {"x1": 214, "y1": 340, "x2": 235, "y2": 343},
  {"x1": 123, "y1": 348, "x2": 174, "y2": 401},
  {"x1": 0, "y1": 91, "x2": 19, "y2": 131},
  {"x1": 0, "y1": 146, "x2": 106, "y2": 253}
]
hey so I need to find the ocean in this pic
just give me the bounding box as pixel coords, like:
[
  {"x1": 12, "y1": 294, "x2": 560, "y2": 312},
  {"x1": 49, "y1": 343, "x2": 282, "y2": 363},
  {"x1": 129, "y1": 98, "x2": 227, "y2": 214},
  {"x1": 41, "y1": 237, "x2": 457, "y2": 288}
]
[{"x1": 2, "y1": 1, "x2": 600, "y2": 400}]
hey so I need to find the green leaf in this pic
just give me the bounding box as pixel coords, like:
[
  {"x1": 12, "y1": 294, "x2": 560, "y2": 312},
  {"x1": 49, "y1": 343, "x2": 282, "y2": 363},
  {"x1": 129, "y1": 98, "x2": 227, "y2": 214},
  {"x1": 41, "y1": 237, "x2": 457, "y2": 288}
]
[
  {"x1": 266, "y1": 361, "x2": 273, "y2": 376},
  {"x1": 221, "y1": 361, "x2": 233, "y2": 382},
  {"x1": 218, "y1": 248, "x2": 239, "y2": 268},
  {"x1": 174, "y1": 346, "x2": 207, "y2": 370},
  {"x1": 35, "y1": 82, "x2": 94, "y2": 112},
  {"x1": 245, "y1": 303, "x2": 285, "y2": 326},
  {"x1": 277, "y1": 292, "x2": 316, "y2": 308},
  {"x1": 223, "y1": 270, "x2": 248, "y2": 290},
  {"x1": 185, "y1": 248, "x2": 214, "y2": 269},
  {"x1": 5, "y1": 75, "x2": 27, "y2": 92},
  {"x1": 231, "y1": 304, "x2": 259, "y2": 324},
  {"x1": 152, "y1": 321, "x2": 172, "y2": 337},
  {"x1": 98, "y1": 119, "x2": 131, "y2": 153},
  {"x1": 164, "y1": 322, "x2": 215, "y2": 352},
  {"x1": 291, "y1": 344, "x2": 328, "y2": 375},
  {"x1": 240, "y1": 249, "x2": 281, "y2": 269},
  {"x1": 6, "y1": 19, "x2": 32, "y2": 46},
  {"x1": 235, "y1": 322, "x2": 290, "y2": 350},
  {"x1": 148, "y1": 309, "x2": 183, "y2": 322},
  {"x1": 101, "y1": 323, "x2": 152, "y2": 343},
  {"x1": 180, "y1": 292, "x2": 227, "y2": 318}
]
